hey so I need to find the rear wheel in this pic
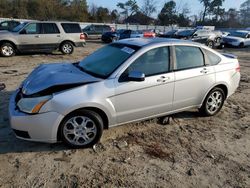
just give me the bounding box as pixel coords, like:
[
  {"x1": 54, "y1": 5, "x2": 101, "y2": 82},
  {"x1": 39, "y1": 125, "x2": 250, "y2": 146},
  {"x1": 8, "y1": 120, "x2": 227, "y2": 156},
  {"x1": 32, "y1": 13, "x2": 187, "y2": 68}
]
[
  {"x1": 60, "y1": 110, "x2": 103, "y2": 148},
  {"x1": 0, "y1": 42, "x2": 15, "y2": 57},
  {"x1": 199, "y1": 87, "x2": 225, "y2": 116},
  {"x1": 60, "y1": 42, "x2": 74, "y2": 55},
  {"x1": 207, "y1": 41, "x2": 214, "y2": 49}
]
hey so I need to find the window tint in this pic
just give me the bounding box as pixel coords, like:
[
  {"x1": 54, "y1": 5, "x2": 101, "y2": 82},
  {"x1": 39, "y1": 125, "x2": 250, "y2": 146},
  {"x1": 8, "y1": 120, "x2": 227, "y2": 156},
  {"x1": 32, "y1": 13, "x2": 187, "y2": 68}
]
[
  {"x1": 24, "y1": 23, "x2": 41, "y2": 34},
  {"x1": 175, "y1": 46, "x2": 204, "y2": 70},
  {"x1": 127, "y1": 47, "x2": 170, "y2": 76},
  {"x1": 42, "y1": 23, "x2": 59, "y2": 34},
  {"x1": 205, "y1": 49, "x2": 221, "y2": 65},
  {"x1": 61, "y1": 23, "x2": 81, "y2": 33}
]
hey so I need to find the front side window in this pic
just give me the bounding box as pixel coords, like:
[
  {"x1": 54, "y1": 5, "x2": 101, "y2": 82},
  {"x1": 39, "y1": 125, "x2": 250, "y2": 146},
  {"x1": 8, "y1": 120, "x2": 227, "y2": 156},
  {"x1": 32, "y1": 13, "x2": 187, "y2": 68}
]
[
  {"x1": 127, "y1": 46, "x2": 170, "y2": 76},
  {"x1": 79, "y1": 44, "x2": 140, "y2": 78},
  {"x1": 175, "y1": 46, "x2": 204, "y2": 70},
  {"x1": 23, "y1": 23, "x2": 41, "y2": 34}
]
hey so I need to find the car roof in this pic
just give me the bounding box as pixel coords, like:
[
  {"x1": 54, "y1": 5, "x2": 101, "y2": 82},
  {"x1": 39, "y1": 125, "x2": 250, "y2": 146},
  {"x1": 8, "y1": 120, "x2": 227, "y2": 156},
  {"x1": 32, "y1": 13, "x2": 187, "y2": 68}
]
[{"x1": 116, "y1": 38, "x2": 201, "y2": 47}]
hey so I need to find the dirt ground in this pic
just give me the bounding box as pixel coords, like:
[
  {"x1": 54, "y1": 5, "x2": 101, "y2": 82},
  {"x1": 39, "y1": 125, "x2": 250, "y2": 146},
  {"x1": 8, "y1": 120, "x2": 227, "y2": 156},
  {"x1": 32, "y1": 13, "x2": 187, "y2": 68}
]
[{"x1": 0, "y1": 41, "x2": 249, "y2": 188}]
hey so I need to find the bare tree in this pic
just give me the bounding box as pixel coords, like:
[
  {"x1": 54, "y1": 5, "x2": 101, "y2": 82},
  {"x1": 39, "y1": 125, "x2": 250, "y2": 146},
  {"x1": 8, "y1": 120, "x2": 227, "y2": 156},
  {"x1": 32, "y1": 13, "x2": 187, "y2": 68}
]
[{"x1": 141, "y1": 0, "x2": 157, "y2": 17}]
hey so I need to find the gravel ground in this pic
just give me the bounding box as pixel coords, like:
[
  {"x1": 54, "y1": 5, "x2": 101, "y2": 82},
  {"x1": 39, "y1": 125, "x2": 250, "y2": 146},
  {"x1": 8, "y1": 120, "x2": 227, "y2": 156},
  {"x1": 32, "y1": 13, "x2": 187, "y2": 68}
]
[{"x1": 0, "y1": 41, "x2": 249, "y2": 188}]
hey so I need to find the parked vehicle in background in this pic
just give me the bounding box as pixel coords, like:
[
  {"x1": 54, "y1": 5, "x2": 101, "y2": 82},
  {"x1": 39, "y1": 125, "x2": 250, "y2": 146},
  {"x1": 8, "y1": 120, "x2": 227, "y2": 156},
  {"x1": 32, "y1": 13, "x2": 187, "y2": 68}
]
[
  {"x1": 159, "y1": 29, "x2": 180, "y2": 38},
  {"x1": 9, "y1": 38, "x2": 240, "y2": 148},
  {"x1": 101, "y1": 29, "x2": 144, "y2": 43},
  {"x1": 0, "y1": 20, "x2": 20, "y2": 31},
  {"x1": 142, "y1": 30, "x2": 156, "y2": 38},
  {"x1": 82, "y1": 24, "x2": 112, "y2": 39},
  {"x1": 101, "y1": 29, "x2": 125, "y2": 43},
  {"x1": 174, "y1": 29, "x2": 222, "y2": 49},
  {"x1": 0, "y1": 21, "x2": 85, "y2": 57},
  {"x1": 222, "y1": 30, "x2": 250, "y2": 47}
]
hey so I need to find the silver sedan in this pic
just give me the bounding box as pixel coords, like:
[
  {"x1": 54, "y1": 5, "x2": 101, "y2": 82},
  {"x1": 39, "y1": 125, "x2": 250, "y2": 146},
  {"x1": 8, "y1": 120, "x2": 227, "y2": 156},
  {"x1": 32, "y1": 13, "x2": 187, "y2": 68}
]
[{"x1": 9, "y1": 38, "x2": 240, "y2": 147}]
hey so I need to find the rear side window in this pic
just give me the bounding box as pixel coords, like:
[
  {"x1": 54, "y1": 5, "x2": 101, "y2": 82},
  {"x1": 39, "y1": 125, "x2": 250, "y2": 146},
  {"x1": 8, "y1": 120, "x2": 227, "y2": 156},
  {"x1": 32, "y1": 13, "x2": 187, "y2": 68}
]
[
  {"x1": 61, "y1": 23, "x2": 81, "y2": 33},
  {"x1": 42, "y1": 23, "x2": 60, "y2": 34},
  {"x1": 175, "y1": 46, "x2": 204, "y2": 70},
  {"x1": 204, "y1": 49, "x2": 221, "y2": 65},
  {"x1": 128, "y1": 47, "x2": 170, "y2": 76}
]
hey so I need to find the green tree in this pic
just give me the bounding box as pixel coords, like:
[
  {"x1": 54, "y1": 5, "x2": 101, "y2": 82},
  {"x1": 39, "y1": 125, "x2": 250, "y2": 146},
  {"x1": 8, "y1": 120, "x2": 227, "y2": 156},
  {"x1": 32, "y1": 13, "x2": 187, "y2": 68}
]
[
  {"x1": 117, "y1": 0, "x2": 139, "y2": 20},
  {"x1": 158, "y1": 1, "x2": 178, "y2": 25},
  {"x1": 199, "y1": 0, "x2": 212, "y2": 22},
  {"x1": 240, "y1": 0, "x2": 250, "y2": 26}
]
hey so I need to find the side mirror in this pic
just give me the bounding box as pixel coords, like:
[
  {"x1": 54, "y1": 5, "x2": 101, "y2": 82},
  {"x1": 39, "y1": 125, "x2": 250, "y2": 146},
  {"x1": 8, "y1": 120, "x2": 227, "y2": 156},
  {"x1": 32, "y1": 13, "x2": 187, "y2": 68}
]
[
  {"x1": 193, "y1": 33, "x2": 198, "y2": 37},
  {"x1": 19, "y1": 29, "x2": 26, "y2": 34},
  {"x1": 128, "y1": 71, "x2": 145, "y2": 82}
]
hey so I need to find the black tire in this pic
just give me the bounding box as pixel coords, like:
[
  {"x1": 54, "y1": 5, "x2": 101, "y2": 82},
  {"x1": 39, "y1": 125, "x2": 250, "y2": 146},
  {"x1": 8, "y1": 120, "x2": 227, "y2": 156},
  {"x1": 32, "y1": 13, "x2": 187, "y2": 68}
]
[
  {"x1": 199, "y1": 87, "x2": 225, "y2": 116},
  {"x1": 207, "y1": 41, "x2": 214, "y2": 49},
  {"x1": 239, "y1": 42, "x2": 244, "y2": 48},
  {"x1": 60, "y1": 41, "x2": 74, "y2": 55},
  {"x1": 0, "y1": 42, "x2": 15, "y2": 57},
  {"x1": 60, "y1": 110, "x2": 103, "y2": 148}
]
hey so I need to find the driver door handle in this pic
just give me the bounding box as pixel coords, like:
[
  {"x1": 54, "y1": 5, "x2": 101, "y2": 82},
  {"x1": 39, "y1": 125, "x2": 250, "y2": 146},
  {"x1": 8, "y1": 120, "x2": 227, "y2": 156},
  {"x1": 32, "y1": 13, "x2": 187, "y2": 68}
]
[
  {"x1": 35, "y1": 35, "x2": 40, "y2": 38},
  {"x1": 157, "y1": 76, "x2": 170, "y2": 83}
]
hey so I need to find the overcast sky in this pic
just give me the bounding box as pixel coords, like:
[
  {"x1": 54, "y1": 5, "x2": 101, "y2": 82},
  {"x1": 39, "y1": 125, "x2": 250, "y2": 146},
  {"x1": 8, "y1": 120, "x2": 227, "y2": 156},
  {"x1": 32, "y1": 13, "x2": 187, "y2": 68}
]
[{"x1": 87, "y1": 0, "x2": 245, "y2": 16}]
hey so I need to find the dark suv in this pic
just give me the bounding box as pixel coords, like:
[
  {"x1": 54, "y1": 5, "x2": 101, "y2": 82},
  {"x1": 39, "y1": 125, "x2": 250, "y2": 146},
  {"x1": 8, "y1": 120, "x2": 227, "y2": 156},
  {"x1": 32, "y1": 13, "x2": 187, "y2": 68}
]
[
  {"x1": 0, "y1": 21, "x2": 86, "y2": 57},
  {"x1": 82, "y1": 24, "x2": 112, "y2": 39}
]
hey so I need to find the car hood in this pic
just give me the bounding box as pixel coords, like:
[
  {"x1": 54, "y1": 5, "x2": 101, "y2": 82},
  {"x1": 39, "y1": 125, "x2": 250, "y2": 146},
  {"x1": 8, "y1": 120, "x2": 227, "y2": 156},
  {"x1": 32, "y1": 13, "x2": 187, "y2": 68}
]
[
  {"x1": 223, "y1": 36, "x2": 244, "y2": 41},
  {"x1": 21, "y1": 63, "x2": 102, "y2": 96}
]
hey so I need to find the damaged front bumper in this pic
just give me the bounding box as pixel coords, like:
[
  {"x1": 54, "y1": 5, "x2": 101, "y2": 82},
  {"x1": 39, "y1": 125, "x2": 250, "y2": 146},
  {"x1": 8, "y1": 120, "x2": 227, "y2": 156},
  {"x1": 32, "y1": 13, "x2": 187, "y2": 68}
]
[{"x1": 9, "y1": 89, "x2": 64, "y2": 143}]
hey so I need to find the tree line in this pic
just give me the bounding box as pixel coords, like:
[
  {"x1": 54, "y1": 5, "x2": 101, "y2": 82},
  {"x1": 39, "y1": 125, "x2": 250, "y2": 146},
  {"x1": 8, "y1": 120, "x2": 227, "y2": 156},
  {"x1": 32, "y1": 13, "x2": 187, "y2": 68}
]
[{"x1": 0, "y1": 0, "x2": 249, "y2": 28}]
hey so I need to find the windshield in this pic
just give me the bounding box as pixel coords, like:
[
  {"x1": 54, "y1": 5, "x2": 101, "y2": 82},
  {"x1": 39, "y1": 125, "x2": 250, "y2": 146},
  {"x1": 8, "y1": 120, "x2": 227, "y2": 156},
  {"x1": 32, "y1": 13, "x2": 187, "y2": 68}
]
[
  {"x1": 11, "y1": 22, "x2": 28, "y2": 32},
  {"x1": 176, "y1": 29, "x2": 195, "y2": 36},
  {"x1": 79, "y1": 43, "x2": 140, "y2": 78},
  {"x1": 229, "y1": 31, "x2": 248, "y2": 38}
]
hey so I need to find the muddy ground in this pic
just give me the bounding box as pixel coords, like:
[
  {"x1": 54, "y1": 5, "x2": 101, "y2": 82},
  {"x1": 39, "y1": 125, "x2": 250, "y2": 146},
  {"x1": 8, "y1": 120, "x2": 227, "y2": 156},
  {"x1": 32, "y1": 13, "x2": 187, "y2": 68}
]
[{"x1": 0, "y1": 41, "x2": 249, "y2": 188}]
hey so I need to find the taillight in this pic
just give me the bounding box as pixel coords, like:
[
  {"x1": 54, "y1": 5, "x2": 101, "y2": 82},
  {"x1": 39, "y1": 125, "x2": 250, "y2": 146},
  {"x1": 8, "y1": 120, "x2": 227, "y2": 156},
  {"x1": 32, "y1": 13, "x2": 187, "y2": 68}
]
[
  {"x1": 80, "y1": 33, "x2": 85, "y2": 40},
  {"x1": 236, "y1": 64, "x2": 240, "y2": 72}
]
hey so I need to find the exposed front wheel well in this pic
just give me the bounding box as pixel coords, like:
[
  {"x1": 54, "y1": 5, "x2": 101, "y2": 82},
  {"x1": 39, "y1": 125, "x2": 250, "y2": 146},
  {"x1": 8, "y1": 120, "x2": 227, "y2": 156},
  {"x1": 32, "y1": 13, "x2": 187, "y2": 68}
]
[
  {"x1": 214, "y1": 84, "x2": 228, "y2": 98},
  {"x1": 57, "y1": 107, "x2": 109, "y2": 142}
]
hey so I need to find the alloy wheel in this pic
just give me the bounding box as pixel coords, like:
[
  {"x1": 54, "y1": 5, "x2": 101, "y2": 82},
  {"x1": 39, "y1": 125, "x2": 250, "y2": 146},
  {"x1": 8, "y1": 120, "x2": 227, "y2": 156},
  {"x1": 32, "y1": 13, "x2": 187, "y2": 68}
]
[{"x1": 63, "y1": 116, "x2": 97, "y2": 146}]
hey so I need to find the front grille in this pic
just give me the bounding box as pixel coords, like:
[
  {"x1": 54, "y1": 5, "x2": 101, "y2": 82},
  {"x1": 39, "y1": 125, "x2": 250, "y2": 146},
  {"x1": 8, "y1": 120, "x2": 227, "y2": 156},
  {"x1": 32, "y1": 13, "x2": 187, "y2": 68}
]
[{"x1": 13, "y1": 129, "x2": 30, "y2": 139}]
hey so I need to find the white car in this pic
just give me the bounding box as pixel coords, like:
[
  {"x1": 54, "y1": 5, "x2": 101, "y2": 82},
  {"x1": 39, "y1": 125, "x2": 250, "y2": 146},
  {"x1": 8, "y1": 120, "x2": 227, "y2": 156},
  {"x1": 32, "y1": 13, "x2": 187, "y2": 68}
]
[
  {"x1": 222, "y1": 30, "x2": 250, "y2": 47},
  {"x1": 9, "y1": 38, "x2": 240, "y2": 148}
]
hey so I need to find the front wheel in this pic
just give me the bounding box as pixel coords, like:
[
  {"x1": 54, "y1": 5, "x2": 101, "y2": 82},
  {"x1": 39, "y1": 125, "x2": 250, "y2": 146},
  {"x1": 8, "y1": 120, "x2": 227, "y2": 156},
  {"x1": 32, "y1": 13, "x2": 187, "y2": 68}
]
[
  {"x1": 60, "y1": 110, "x2": 103, "y2": 148},
  {"x1": 0, "y1": 42, "x2": 15, "y2": 57},
  {"x1": 199, "y1": 87, "x2": 225, "y2": 116},
  {"x1": 60, "y1": 42, "x2": 74, "y2": 55}
]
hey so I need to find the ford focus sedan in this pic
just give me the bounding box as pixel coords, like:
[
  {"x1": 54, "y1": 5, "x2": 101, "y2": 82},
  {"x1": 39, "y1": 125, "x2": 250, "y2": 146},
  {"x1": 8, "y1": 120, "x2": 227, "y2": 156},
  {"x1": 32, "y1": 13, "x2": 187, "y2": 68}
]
[{"x1": 9, "y1": 38, "x2": 240, "y2": 148}]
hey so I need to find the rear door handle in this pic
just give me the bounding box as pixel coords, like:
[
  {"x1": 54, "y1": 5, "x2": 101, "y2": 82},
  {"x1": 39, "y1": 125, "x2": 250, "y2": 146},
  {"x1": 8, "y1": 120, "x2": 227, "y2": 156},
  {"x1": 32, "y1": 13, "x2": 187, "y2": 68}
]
[
  {"x1": 200, "y1": 68, "x2": 209, "y2": 74},
  {"x1": 57, "y1": 35, "x2": 61, "y2": 37},
  {"x1": 35, "y1": 35, "x2": 40, "y2": 38}
]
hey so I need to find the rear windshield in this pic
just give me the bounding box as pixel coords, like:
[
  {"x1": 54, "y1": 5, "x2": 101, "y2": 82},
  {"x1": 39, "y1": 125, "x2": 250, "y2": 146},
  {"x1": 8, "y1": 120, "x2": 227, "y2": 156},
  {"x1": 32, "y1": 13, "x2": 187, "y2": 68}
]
[
  {"x1": 61, "y1": 23, "x2": 81, "y2": 33},
  {"x1": 79, "y1": 43, "x2": 140, "y2": 78}
]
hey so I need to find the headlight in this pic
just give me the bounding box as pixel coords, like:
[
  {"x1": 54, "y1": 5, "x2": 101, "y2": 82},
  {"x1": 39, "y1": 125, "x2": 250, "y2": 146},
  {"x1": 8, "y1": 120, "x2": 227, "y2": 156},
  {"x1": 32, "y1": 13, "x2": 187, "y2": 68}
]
[{"x1": 17, "y1": 95, "x2": 52, "y2": 114}]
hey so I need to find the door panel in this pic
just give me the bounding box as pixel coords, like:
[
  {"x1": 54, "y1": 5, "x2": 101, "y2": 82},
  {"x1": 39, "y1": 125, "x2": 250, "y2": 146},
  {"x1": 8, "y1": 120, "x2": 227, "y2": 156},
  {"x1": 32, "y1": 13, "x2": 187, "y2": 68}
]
[
  {"x1": 112, "y1": 73, "x2": 174, "y2": 124},
  {"x1": 173, "y1": 45, "x2": 216, "y2": 110},
  {"x1": 173, "y1": 67, "x2": 215, "y2": 110},
  {"x1": 110, "y1": 46, "x2": 174, "y2": 124}
]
